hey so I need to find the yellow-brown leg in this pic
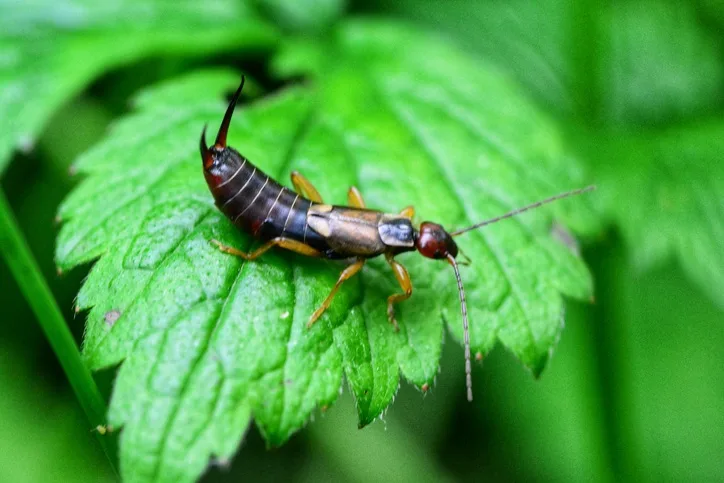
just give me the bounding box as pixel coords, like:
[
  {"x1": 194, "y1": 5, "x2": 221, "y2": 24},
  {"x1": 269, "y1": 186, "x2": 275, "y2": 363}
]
[
  {"x1": 457, "y1": 248, "x2": 472, "y2": 266},
  {"x1": 399, "y1": 205, "x2": 415, "y2": 219},
  {"x1": 291, "y1": 171, "x2": 324, "y2": 203},
  {"x1": 308, "y1": 258, "x2": 365, "y2": 328},
  {"x1": 211, "y1": 237, "x2": 322, "y2": 260},
  {"x1": 385, "y1": 252, "x2": 412, "y2": 331},
  {"x1": 347, "y1": 186, "x2": 366, "y2": 208}
]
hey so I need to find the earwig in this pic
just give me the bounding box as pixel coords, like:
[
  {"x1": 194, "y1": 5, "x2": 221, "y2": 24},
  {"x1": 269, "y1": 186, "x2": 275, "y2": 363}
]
[{"x1": 201, "y1": 77, "x2": 596, "y2": 402}]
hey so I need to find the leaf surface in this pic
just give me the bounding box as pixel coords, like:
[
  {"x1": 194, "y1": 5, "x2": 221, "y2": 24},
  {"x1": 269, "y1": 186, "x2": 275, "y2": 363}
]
[
  {"x1": 372, "y1": 0, "x2": 724, "y2": 123},
  {"x1": 0, "y1": 0, "x2": 277, "y2": 175},
  {"x1": 364, "y1": 0, "x2": 579, "y2": 114},
  {"x1": 597, "y1": 0, "x2": 724, "y2": 125},
  {"x1": 56, "y1": 21, "x2": 596, "y2": 482},
  {"x1": 588, "y1": 123, "x2": 724, "y2": 309}
]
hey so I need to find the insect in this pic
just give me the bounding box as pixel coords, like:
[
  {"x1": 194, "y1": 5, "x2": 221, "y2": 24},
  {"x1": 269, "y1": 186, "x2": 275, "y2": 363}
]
[{"x1": 201, "y1": 77, "x2": 595, "y2": 401}]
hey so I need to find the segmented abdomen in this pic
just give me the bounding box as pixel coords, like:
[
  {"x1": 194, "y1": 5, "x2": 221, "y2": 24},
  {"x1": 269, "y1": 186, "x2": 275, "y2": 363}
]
[{"x1": 207, "y1": 147, "x2": 328, "y2": 251}]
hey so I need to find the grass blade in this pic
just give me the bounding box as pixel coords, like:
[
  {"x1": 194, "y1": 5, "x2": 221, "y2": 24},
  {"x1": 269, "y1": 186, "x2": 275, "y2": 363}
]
[{"x1": 0, "y1": 189, "x2": 118, "y2": 477}]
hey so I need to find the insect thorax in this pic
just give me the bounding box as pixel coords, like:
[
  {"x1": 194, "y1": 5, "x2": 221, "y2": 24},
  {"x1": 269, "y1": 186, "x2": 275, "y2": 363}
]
[
  {"x1": 307, "y1": 205, "x2": 386, "y2": 256},
  {"x1": 378, "y1": 215, "x2": 415, "y2": 248}
]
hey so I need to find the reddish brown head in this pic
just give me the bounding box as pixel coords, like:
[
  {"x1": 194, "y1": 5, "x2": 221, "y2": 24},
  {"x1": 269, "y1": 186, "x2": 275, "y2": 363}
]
[{"x1": 414, "y1": 222, "x2": 458, "y2": 259}]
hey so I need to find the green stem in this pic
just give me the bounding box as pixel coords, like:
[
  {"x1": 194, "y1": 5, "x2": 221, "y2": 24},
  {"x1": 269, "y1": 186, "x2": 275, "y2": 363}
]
[{"x1": 0, "y1": 189, "x2": 118, "y2": 477}]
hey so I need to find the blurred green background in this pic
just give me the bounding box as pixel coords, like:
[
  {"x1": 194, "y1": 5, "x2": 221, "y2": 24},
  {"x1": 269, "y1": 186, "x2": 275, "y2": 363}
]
[{"x1": 1, "y1": 0, "x2": 722, "y2": 481}]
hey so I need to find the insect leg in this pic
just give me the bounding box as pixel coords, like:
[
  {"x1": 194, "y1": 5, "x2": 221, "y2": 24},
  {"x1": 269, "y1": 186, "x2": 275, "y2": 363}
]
[
  {"x1": 399, "y1": 206, "x2": 415, "y2": 219},
  {"x1": 211, "y1": 237, "x2": 322, "y2": 260},
  {"x1": 347, "y1": 186, "x2": 366, "y2": 208},
  {"x1": 307, "y1": 258, "x2": 365, "y2": 328},
  {"x1": 384, "y1": 252, "x2": 413, "y2": 332},
  {"x1": 291, "y1": 171, "x2": 324, "y2": 203}
]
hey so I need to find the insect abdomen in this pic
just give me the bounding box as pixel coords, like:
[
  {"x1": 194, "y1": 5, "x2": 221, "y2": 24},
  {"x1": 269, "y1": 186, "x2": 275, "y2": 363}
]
[{"x1": 206, "y1": 147, "x2": 325, "y2": 248}]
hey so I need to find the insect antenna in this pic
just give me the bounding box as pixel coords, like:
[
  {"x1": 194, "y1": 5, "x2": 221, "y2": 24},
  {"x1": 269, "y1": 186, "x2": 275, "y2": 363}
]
[
  {"x1": 447, "y1": 254, "x2": 473, "y2": 402},
  {"x1": 214, "y1": 75, "x2": 246, "y2": 148},
  {"x1": 450, "y1": 185, "x2": 596, "y2": 237}
]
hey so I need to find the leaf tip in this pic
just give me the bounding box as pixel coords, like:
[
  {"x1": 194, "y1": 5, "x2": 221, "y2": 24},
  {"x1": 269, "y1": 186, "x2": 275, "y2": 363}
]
[
  {"x1": 356, "y1": 407, "x2": 377, "y2": 429},
  {"x1": 530, "y1": 355, "x2": 549, "y2": 379}
]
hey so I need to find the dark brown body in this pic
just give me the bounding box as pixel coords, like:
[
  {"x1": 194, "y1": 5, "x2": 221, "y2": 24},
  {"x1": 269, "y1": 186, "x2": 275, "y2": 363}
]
[
  {"x1": 205, "y1": 147, "x2": 325, "y2": 253},
  {"x1": 205, "y1": 146, "x2": 416, "y2": 260}
]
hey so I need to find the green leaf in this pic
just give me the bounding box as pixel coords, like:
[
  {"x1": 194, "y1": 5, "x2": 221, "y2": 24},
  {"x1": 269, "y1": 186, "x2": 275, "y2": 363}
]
[
  {"x1": 371, "y1": 0, "x2": 724, "y2": 123},
  {"x1": 597, "y1": 0, "x2": 724, "y2": 125},
  {"x1": 56, "y1": 21, "x2": 596, "y2": 481},
  {"x1": 363, "y1": 0, "x2": 581, "y2": 114},
  {"x1": 256, "y1": 0, "x2": 347, "y2": 32},
  {"x1": 0, "y1": 0, "x2": 278, "y2": 175},
  {"x1": 698, "y1": 0, "x2": 724, "y2": 28},
  {"x1": 586, "y1": 122, "x2": 724, "y2": 309}
]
